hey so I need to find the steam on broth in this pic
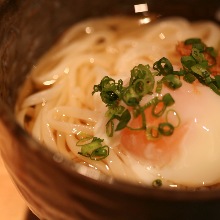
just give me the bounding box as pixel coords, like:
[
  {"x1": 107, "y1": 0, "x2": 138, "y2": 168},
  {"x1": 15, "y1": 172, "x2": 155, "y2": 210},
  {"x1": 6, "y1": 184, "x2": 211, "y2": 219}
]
[{"x1": 16, "y1": 16, "x2": 220, "y2": 189}]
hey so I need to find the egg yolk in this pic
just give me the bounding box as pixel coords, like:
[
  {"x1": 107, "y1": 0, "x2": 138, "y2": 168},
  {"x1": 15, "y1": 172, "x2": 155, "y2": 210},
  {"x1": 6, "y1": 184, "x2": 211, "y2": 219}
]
[
  {"x1": 119, "y1": 79, "x2": 220, "y2": 187},
  {"x1": 121, "y1": 105, "x2": 188, "y2": 168}
]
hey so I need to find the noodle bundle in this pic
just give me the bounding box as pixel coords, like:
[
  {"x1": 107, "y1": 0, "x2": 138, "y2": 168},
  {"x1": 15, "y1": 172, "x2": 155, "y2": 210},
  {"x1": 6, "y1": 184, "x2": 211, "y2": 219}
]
[{"x1": 16, "y1": 16, "x2": 220, "y2": 187}]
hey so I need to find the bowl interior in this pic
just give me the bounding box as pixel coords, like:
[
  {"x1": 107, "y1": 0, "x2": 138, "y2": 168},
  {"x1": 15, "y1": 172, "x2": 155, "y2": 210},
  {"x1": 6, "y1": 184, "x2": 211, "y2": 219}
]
[
  {"x1": 0, "y1": 0, "x2": 220, "y2": 219},
  {"x1": 0, "y1": 0, "x2": 219, "y2": 109}
]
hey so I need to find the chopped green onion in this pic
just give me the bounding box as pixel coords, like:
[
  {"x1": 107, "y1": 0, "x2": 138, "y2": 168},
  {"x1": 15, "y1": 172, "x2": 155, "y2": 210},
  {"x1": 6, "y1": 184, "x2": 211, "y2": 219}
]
[
  {"x1": 152, "y1": 100, "x2": 166, "y2": 117},
  {"x1": 158, "y1": 122, "x2": 174, "y2": 136},
  {"x1": 152, "y1": 179, "x2": 163, "y2": 187},
  {"x1": 127, "y1": 108, "x2": 147, "y2": 130},
  {"x1": 191, "y1": 48, "x2": 205, "y2": 63},
  {"x1": 92, "y1": 76, "x2": 123, "y2": 106},
  {"x1": 146, "y1": 126, "x2": 160, "y2": 140},
  {"x1": 153, "y1": 57, "x2": 173, "y2": 76},
  {"x1": 208, "y1": 83, "x2": 220, "y2": 96},
  {"x1": 162, "y1": 93, "x2": 175, "y2": 106},
  {"x1": 204, "y1": 76, "x2": 212, "y2": 85},
  {"x1": 90, "y1": 146, "x2": 109, "y2": 161},
  {"x1": 115, "y1": 109, "x2": 131, "y2": 131},
  {"x1": 130, "y1": 64, "x2": 149, "y2": 84},
  {"x1": 206, "y1": 47, "x2": 217, "y2": 58},
  {"x1": 89, "y1": 37, "x2": 219, "y2": 162},
  {"x1": 130, "y1": 64, "x2": 154, "y2": 87},
  {"x1": 76, "y1": 136, "x2": 93, "y2": 146},
  {"x1": 183, "y1": 73, "x2": 196, "y2": 83},
  {"x1": 215, "y1": 75, "x2": 220, "y2": 89},
  {"x1": 141, "y1": 97, "x2": 159, "y2": 112},
  {"x1": 78, "y1": 137, "x2": 109, "y2": 160},
  {"x1": 184, "y1": 38, "x2": 201, "y2": 45},
  {"x1": 155, "y1": 80, "x2": 163, "y2": 93},
  {"x1": 133, "y1": 79, "x2": 152, "y2": 96},
  {"x1": 191, "y1": 64, "x2": 210, "y2": 78},
  {"x1": 173, "y1": 69, "x2": 186, "y2": 76},
  {"x1": 165, "y1": 109, "x2": 180, "y2": 128},
  {"x1": 105, "y1": 105, "x2": 125, "y2": 119},
  {"x1": 181, "y1": 56, "x2": 197, "y2": 69},
  {"x1": 101, "y1": 91, "x2": 119, "y2": 105},
  {"x1": 129, "y1": 64, "x2": 155, "y2": 97},
  {"x1": 192, "y1": 43, "x2": 205, "y2": 52},
  {"x1": 162, "y1": 74, "x2": 182, "y2": 90},
  {"x1": 106, "y1": 119, "x2": 114, "y2": 137},
  {"x1": 122, "y1": 86, "x2": 140, "y2": 106}
]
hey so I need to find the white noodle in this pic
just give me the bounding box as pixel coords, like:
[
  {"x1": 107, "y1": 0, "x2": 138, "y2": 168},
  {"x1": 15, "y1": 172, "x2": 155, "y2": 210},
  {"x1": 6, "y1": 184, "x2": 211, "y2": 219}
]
[{"x1": 16, "y1": 16, "x2": 220, "y2": 185}]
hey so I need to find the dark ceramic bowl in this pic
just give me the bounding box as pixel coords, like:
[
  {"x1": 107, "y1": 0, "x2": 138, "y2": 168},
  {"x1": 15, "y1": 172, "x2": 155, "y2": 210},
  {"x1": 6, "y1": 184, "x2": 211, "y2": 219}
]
[{"x1": 0, "y1": 0, "x2": 220, "y2": 219}]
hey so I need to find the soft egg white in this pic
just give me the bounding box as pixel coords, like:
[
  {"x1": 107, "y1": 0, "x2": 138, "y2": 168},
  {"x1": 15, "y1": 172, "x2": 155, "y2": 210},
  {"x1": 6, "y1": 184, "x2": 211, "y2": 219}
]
[
  {"x1": 121, "y1": 80, "x2": 220, "y2": 187},
  {"x1": 159, "y1": 80, "x2": 220, "y2": 187}
]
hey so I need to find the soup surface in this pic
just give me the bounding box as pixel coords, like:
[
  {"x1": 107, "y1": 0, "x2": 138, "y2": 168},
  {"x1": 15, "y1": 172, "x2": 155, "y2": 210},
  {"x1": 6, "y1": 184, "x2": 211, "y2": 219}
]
[{"x1": 16, "y1": 16, "x2": 220, "y2": 189}]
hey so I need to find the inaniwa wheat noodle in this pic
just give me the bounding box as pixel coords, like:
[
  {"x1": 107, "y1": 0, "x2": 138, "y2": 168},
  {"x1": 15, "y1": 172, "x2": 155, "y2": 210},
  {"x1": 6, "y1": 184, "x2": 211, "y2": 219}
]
[{"x1": 16, "y1": 16, "x2": 220, "y2": 188}]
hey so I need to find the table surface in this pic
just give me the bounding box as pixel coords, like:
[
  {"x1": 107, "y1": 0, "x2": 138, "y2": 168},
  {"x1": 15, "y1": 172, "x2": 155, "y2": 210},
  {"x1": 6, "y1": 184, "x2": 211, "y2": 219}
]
[{"x1": 0, "y1": 155, "x2": 28, "y2": 220}]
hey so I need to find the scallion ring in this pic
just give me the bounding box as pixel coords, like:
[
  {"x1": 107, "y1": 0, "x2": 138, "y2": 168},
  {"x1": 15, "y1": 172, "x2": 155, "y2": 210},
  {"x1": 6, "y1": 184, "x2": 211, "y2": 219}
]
[
  {"x1": 165, "y1": 109, "x2": 180, "y2": 128},
  {"x1": 153, "y1": 57, "x2": 173, "y2": 76},
  {"x1": 162, "y1": 93, "x2": 175, "y2": 106},
  {"x1": 162, "y1": 74, "x2": 182, "y2": 90},
  {"x1": 133, "y1": 79, "x2": 147, "y2": 96},
  {"x1": 152, "y1": 179, "x2": 163, "y2": 187},
  {"x1": 106, "y1": 119, "x2": 114, "y2": 137},
  {"x1": 146, "y1": 126, "x2": 160, "y2": 140},
  {"x1": 152, "y1": 100, "x2": 166, "y2": 118},
  {"x1": 76, "y1": 136, "x2": 93, "y2": 146},
  {"x1": 122, "y1": 86, "x2": 140, "y2": 106},
  {"x1": 158, "y1": 122, "x2": 174, "y2": 136},
  {"x1": 90, "y1": 146, "x2": 109, "y2": 161}
]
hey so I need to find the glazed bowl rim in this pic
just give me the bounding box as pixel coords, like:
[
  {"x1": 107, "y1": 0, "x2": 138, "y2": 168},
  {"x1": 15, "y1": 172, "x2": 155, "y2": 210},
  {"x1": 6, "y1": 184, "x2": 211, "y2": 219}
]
[{"x1": 1, "y1": 0, "x2": 220, "y2": 203}]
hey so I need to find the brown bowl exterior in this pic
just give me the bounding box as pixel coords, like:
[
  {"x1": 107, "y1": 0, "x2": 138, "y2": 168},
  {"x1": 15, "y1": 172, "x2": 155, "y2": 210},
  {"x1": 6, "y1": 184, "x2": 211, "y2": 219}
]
[{"x1": 0, "y1": 0, "x2": 220, "y2": 219}]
